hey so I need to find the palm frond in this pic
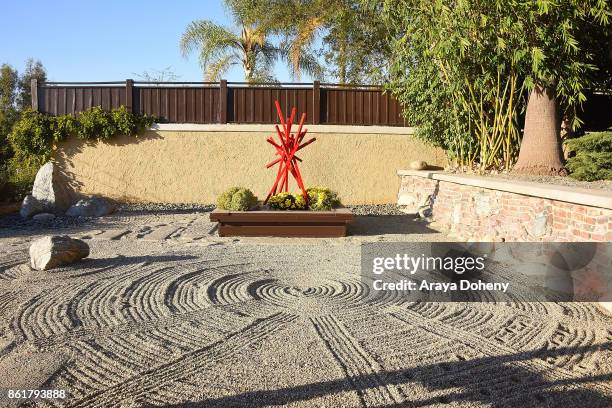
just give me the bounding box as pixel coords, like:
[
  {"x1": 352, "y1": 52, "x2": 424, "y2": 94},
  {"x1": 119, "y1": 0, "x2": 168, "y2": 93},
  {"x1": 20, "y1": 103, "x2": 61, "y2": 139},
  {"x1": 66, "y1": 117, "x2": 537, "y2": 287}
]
[
  {"x1": 258, "y1": 41, "x2": 282, "y2": 67},
  {"x1": 205, "y1": 54, "x2": 236, "y2": 81},
  {"x1": 290, "y1": 16, "x2": 325, "y2": 79},
  {"x1": 180, "y1": 20, "x2": 240, "y2": 63}
]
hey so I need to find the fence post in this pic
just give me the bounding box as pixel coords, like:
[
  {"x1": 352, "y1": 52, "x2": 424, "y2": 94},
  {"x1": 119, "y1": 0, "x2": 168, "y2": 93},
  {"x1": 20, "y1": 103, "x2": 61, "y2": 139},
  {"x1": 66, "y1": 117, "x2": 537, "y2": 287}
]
[
  {"x1": 31, "y1": 79, "x2": 38, "y2": 111},
  {"x1": 219, "y1": 79, "x2": 228, "y2": 123},
  {"x1": 125, "y1": 79, "x2": 134, "y2": 112},
  {"x1": 312, "y1": 80, "x2": 320, "y2": 124}
]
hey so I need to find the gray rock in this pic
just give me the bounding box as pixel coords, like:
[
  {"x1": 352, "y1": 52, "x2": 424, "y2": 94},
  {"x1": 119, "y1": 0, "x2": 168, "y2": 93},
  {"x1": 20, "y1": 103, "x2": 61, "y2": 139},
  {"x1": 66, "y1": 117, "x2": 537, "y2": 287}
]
[
  {"x1": 66, "y1": 197, "x2": 116, "y2": 217},
  {"x1": 29, "y1": 236, "x2": 89, "y2": 271},
  {"x1": 20, "y1": 162, "x2": 74, "y2": 218},
  {"x1": 32, "y1": 213, "x2": 56, "y2": 222},
  {"x1": 20, "y1": 195, "x2": 45, "y2": 218},
  {"x1": 528, "y1": 212, "x2": 550, "y2": 238},
  {"x1": 409, "y1": 160, "x2": 428, "y2": 170},
  {"x1": 31, "y1": 162, "x2": 74, "y2": 213}
]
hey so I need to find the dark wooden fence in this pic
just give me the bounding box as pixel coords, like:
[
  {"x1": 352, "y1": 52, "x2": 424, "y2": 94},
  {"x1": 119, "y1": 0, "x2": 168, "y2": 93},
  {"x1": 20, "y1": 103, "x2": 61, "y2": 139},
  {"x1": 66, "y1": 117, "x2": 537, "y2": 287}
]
[{"x1": 33, "y1": 80, "x2": 408, "y2": 126}]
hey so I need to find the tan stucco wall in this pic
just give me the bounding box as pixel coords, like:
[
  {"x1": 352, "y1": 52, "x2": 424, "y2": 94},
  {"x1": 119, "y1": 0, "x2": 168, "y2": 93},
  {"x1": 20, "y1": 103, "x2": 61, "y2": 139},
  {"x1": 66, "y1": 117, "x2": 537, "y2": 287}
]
[{"x1": 54, "y1": 125, "x2": 446, "y2": 204}]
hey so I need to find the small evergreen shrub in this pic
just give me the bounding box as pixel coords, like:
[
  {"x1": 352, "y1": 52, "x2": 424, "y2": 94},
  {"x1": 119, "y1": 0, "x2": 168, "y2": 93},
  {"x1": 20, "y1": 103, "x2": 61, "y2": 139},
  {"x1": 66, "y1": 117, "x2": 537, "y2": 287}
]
[
  {"x1": 267, "y1": 188, "x2": 341, "y2": 211},
  {"x1": 307, "y1": 187, "x2": 341, "y2": 211},
  {"x1": 565, "y1": 132, "x2": 612, "y2": 181},
  {"x1": 268, "y1": 192, "x2": 307, "y2": 210},
  {"x1": 217, "y1": 187, "x2": 257, "y2": 211}
]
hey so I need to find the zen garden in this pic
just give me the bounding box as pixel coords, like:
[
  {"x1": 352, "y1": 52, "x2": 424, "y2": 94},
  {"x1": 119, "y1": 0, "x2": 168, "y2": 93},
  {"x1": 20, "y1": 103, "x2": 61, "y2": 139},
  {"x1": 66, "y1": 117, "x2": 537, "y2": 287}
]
[{"x1": 0, "y1": 1, "x2": 611, "y2": 407}]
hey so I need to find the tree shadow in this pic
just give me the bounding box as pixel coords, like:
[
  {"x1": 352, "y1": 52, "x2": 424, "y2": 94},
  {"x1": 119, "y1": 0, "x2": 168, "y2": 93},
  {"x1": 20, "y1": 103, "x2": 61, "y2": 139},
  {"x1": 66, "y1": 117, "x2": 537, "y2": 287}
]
[
  {"x1": 350, "y1": 215, "x2": 439, "y2": 236},
  {"x1": 163, "y1": 343, "x2": 612, "y2": 407},
  {"x1": 53, "y1": 132, "x2": 165, "y2": 203},
  {"x1": 68, "y1": 254, "x2": 200, "y2": 272}
]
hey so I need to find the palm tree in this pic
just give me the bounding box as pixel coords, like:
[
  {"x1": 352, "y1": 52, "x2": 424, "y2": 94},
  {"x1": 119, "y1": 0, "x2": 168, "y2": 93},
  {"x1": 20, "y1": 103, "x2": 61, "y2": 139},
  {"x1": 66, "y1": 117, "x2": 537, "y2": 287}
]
[
  {"x1": 181, "y1": 0, "x2": 337, "y2": 83},
  {"x1": 262, "y1": 0, "x2": 376, "y2": 83},
  {"x1": 180, "y1": 1, "x2": 278, "y2": 82},
  {"x1": 513, "y1": 85, "x2": 566, "y2": 175},
  {"x1": 261, "y1": 0, "x2": 329, "y2": 81},
  {"x1": 180, "y1": 22, "x2": 273, "y2": 82}
]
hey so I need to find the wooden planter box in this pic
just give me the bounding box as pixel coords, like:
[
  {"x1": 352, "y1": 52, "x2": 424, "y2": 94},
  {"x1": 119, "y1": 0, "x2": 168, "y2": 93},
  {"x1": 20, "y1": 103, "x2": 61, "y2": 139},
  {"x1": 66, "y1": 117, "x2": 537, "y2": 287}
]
[{"x1": 210, "y1": 208, "x2": 353, "y2": 237}]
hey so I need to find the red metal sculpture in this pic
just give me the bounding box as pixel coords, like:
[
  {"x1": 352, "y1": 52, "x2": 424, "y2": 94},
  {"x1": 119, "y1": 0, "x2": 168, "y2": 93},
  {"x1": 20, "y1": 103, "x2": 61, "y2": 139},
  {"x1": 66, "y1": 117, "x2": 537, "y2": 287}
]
[{"x1": 264, "y1": 100, "x2": 316, "y2": 204}]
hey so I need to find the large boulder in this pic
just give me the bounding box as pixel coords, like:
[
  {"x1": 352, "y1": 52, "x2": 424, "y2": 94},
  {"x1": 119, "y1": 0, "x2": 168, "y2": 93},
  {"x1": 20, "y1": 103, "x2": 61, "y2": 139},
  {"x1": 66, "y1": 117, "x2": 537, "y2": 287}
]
[
  {"x1": 66, "y1": 197, "x2": 116, "y2": 217},
  {"x1": 29, "y1": 236, "x2": 89, "y2": 271},
  {"x1": 21, "y1": 162, "x2": 74, "y2": 218},
  {"x1": 20, "y1": 195, "x2": 45, "y2": 218}
]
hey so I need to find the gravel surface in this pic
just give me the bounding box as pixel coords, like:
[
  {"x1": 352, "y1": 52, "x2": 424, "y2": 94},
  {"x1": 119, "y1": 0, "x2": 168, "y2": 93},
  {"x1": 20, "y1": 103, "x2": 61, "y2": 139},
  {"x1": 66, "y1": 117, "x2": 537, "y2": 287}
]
[
  {"x1": 347, "y1": 204, "x2": 406, "y2": 216},
  {"x1": 0, "y1": 203, "x2": 405, "y2": 238},
  {"x1": 118, "y1": 203, "x2": 405, "y2": 216},
  {"x1": 0, "y1": 210, "x2": 610, "y2": 407},
  {"x1": 118, "y1": 202, "x2": 216, "y2": 213}
]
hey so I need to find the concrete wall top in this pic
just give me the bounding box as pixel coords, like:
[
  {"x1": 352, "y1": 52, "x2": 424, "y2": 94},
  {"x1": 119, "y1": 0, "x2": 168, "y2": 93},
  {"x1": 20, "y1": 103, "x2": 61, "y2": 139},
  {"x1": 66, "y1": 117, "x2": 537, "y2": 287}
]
[
  {"x1": 397, "y1": 170, "x2": 612, "y2": 209},
  {"x1": 152, "y1": 123, "x2": 417, "y2": 135}
]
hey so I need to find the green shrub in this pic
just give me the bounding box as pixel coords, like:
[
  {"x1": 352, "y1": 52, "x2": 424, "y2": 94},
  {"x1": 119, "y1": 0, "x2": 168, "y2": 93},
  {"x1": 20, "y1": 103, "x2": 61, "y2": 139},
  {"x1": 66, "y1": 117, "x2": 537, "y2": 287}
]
[
  {"x1": 8, "y1": 109, "x2": 55, "y2": 160},
  {"x1": 267, "y1": 188, "x2": 342, "y2": 211},
  {"x1": 217, "y1": 187, "x2": 258, "y2": 211},
  {"x1": 0, "y1": 166, "x2": 7, "y2": 195},
  {"x1": 111, "y1": 105, "x2": 155, "y2": 136},
  {"x1": 0, "y1": 155, "x2": 41, "y2": 203},
  {"x1": 268, "y1": 192, "x2": 307, "y2": 210},
  {"x1": 565, "y1": 132, "x2": 612, "y2": 181},
  {"x1": 51, "y1": 114, "x2": 78, "y2": 142},
  {"x1": 306, "y1": 187, "x2": 341, "y2": 211},
  {"x1": 76, "y1": 106, "x2": 116, "y2": 140}
]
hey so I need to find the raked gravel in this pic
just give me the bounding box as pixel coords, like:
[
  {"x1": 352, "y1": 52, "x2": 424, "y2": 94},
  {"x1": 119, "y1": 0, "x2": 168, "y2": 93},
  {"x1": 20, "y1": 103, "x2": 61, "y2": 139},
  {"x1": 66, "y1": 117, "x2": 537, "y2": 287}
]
[{"x1": 0, "y1": 208, "x2": 610, "y2": 407}]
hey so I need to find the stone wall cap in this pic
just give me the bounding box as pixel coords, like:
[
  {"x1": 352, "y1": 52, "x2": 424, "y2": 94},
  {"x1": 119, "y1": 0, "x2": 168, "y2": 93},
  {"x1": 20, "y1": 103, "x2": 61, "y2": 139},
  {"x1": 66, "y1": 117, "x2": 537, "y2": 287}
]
[{"x1": 397, "y1": 170, "x2": 612, "y2": 209}]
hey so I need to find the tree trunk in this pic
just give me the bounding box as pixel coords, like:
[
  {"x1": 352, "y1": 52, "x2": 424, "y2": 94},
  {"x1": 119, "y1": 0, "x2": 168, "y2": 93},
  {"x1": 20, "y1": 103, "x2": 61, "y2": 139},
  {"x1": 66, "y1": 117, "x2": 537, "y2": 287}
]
[{"x1": 513, "y1": 85, "x2": 567, "y2": 175}]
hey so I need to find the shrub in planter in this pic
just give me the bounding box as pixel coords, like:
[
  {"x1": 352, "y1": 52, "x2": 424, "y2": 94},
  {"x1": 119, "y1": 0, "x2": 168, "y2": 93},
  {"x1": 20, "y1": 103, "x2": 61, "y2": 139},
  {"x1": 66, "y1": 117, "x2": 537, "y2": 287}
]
[
  {"x1": 565, "y1": 132, "x2": 612, "y2": 181},
  {"x1": 268, "y1": 188, "x2": 342, "y2": 211},
  {"x1": 268, "y1": 192, "x2": 307, "y2": 210},
  {"x1": 217, "y1": 187, "x2": 258, "y2": 211},
  {"x1": 307, "y1": 187, "x2": 341, "y2": 211}
]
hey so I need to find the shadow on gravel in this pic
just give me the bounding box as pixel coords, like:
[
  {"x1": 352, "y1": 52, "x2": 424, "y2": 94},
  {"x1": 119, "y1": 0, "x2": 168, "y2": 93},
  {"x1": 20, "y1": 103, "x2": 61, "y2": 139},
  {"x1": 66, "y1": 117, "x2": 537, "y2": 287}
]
[
  {"x1": 69, "y1": 254, "x2": 200, "y2": 273},
  {"x1": 166, "y1": 343, "x2": 612, "y2": 408},
  {"x1": 349, "y1": 215, "x2": 438, "y2": 236}
]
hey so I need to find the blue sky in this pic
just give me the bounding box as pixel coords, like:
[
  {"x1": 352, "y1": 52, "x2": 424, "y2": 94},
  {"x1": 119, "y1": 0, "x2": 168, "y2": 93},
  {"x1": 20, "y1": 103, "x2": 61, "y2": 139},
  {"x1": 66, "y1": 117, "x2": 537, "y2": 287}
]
[{"x1": 0, "y1": 0, "x2": 304, "y2": 82}]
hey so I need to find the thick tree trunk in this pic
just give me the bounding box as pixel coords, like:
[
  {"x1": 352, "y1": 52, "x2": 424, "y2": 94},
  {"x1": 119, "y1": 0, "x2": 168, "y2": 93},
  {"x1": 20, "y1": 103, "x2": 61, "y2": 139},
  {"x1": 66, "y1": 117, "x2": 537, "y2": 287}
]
[{"x1": 513, "y1": 85, "x2": 567, "y2": 175}]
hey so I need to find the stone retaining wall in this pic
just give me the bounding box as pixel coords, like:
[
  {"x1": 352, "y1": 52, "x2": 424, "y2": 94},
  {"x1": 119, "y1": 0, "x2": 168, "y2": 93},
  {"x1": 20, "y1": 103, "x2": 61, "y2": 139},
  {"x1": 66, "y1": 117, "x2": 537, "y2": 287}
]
[{"x1": 397, "y1": 171, "x2": 612, "y2": 242}]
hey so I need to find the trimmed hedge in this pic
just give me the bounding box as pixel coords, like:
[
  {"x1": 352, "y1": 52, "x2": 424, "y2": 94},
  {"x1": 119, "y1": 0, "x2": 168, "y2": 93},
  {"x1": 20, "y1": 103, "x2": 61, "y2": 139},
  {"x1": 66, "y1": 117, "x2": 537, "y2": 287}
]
[
  {"x1": 216, "y1": 187, "x2": 258, "y2": 211},
  {"x1": 268, "y1": 187, "x2": 342, "y2": 211}
]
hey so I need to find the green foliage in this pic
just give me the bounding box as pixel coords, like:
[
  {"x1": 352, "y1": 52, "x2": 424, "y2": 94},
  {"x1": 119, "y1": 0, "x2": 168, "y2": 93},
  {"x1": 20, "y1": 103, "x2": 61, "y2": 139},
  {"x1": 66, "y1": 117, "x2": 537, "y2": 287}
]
[
  {"x1": 380, "y1": 0, "x2": 611, "y2": 169},
  {"x1": 0, "y1": 61, "x2": 45, "y2": 203},
  {"x1": 268, "y1": 188, "x2": 341, "y2": 211},
  {"x1": 217, "y1": 187, "x2": 258, "y2": 210},
  {"x1": 10, "y1": 106, "x2": 154, "y2": 153},
  {"x1": 77, "y1": 106, "x2": 116, "y2": 140},
  {"x1": 565, "y1": 132, "x2": 612, "y2": 181},
  {"x1": 306, "y1": 187, "x2": 341, "y2": 211},
  {"x1": 268, "y1": 192, "x2": 307, "y2": 210},
  {"x1": 321, "y1": 2, "x2": 389, "y2": 83},
  {"x1": 8, "y1": 109, "x2": 56, "y2": 160},
  {"x1": 17, "y1": 59, "x2": 46, "y2": 111}
]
